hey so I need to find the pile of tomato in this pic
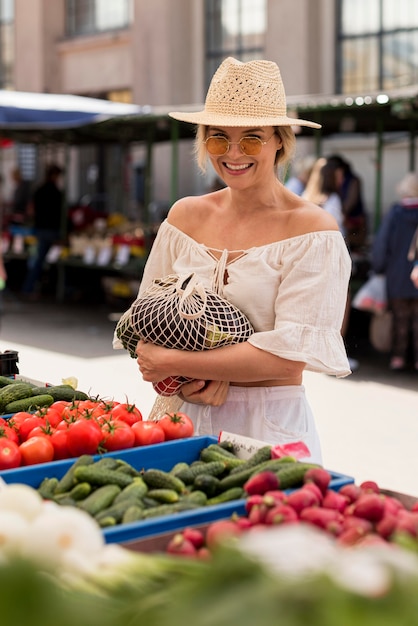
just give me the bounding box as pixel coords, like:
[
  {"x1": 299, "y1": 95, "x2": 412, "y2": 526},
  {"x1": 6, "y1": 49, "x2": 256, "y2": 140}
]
[{"x1": 0, "y1": 398, "x2": 194, "y2": 469}]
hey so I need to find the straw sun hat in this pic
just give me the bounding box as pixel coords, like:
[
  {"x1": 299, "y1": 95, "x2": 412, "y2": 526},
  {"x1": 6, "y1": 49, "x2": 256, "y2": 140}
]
[{"x1": 169, "y1": 57, "x2": 321, "y2": 129}]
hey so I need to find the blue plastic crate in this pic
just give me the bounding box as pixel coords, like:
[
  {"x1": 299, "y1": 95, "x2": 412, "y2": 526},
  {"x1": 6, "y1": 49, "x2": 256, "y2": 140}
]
[{"x1": 0, "y1": 435, "x2": 354, "y2": 544}]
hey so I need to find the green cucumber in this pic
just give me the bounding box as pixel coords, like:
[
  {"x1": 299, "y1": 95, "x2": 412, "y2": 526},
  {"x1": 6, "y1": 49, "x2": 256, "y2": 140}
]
[
  {"x1": 275, "y1": 462, "x2": 320, "y2": 490},
  {"x1": 229, "y1": 445, "x2": 272, "y2": 474},
  {"x1": 199, "y1": 447, "x2": 244, "y2": 469},
  {"x1": 121, "y1": 504, "x2": 145, "y2": 524},
  {"x1": 0, "y1": 376, "x2": 14, "y2": 388},
  {"x1": 78, "y1": 484, "x2": 121, "y2": 516},
  {"x1": 69, "y1": 482, "x2": 92, "y2": 501},
  {"x1": 38, "y1": 477, "x2": 59, "y2": 500},
  {"x1": 5, "y1": 394, "x2": 54, "y2": 414},
  {"x1": 146, "y1": 488, "x2": 180, "y2": 504},
  {"x1": 74, "y1": 465, "x2": 134, "y2": 489},
  {"x1": 142, "y1": 469, "x2": 186, "y2": 493},
  {"x1": 33, "y1": 385, "x2": 89, "y2": 402},
  {"x1": 174, "y1": 460, "x2": 226, "y2": 484},
  {"x1": 140, "y1": 501, "x2": 200, "y2": 520},
  {"x1": 95, "y1": 497, "x2": 145, "y2": 524},
  {"x1": 54, "y1": 455, "x2": 95, "y2": 494},
  {"x1": 179, "y1": 490, "x2": 208, "y2": 506},
  {"x1": 113, "y1": 476, "x2": 148, "y2": 504},
  {"x1": 192, "y1": 474, "x2": 221, "y2": 497},
  {"x1": 206, "y1": 487, "x2": 244, "y2": 505}
]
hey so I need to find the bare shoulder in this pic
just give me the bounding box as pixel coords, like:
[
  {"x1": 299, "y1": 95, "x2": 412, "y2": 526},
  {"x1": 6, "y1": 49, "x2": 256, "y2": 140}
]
[{"x1": 167, "y1": 192, "x2": 219, "y2": 234}]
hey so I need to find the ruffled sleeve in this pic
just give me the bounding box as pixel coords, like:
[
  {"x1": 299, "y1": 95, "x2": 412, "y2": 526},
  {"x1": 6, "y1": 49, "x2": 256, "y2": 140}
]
[{"x1": 248, "y1": 232, "x2": 352, "y2": 377}]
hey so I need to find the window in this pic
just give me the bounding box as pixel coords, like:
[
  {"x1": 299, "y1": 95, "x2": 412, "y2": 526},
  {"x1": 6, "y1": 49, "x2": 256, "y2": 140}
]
[
  {"x1": 0, "y1": 0, "x2": 14, "y2": 89},
  {"x1": 205, "y1": 0, "x2": 266, "y2": 88},
  {"x1": 66, "y1": 0, "x2": 132, "y2": 37},
  {"x1": 337, "y1": 0, "x2": 418, "y2": 93}
]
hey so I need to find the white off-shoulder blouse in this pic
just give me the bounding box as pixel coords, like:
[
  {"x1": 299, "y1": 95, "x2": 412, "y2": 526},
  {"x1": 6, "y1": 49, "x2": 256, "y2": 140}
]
[{"x1": 120, "y1": 219, "x2": 352, "y2": 378}]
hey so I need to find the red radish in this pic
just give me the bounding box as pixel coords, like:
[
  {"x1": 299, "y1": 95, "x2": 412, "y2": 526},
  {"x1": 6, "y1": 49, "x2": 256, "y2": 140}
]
[
  {"x1": 360, "y1": 480, "x2": 380, "y2": 494},
  {"x1": 197, "y1": 547, "x2": 211, "y2": 560},
  {"x1": 394, "y1": 512, "x2": 418, "y2": 538},
  {"x1": 375, "y1": 514, "x2": 398, "y2": 540},
  {"x1": 166, "y1": 533, "x2": 197, "y2": 557},
  {"x1": 383, "y1": 495, "x2": 405, "y2": 516},
  {"x1": 321, "y1": 489, "x2": 348, "y2": 513},
  {"x1": 182, "y1": 527, "x2": 205, "y2": 549},
  {"x1": 302, "y1": 481, "x2": 324, "y2": 503},
  {"x1": 244, "y1": 471, "x2": 279, "y2": 495},
  {"x1": 341, "y1": 515, "x2": 373, "y2": 535},
  {"x1": 205, "y1": 519, "x2": 241, "y2": 548},
  {"x1": 352, "y1": 493, "x2": 385, "y2": 522},
  {"x1": 264, "y1": 504, "x2": 298, "y2": 525},
  {"x1": 337, "y1": 526, "x2": 371, "y2": 546},
  {"x1": 235, "y1": 516, "x2": 253, "y2": 531},
  {"x1": 248, "y1": 503, "x2": 270, "y2": 525},
  {"x1": 303, "y1": 467, "x2": 331, "y2": 495},
  {"x1": 244, "y1": 494, "x2": 265, "y2": 514},
  {"x1": 263, "y1": 490, "x2": 288, "y2": 506},
  {"x1": 286, "y1": 487, "x2": 320, "y2": 514},
  {"x1": 300, "y1": 507, "x2": 344, "y2": 535},
  {"x1": 338, "y1": 483, "x2": 362, "y2": 503},
  {"x1": 411, "y1": 502, "x2": 418, "y2": 513}
]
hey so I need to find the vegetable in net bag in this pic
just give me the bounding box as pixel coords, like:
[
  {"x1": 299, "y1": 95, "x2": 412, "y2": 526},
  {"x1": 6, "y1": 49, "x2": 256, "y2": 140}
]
[{"x1": 115, "y1": 273, "x2": 254, "y2": 396}]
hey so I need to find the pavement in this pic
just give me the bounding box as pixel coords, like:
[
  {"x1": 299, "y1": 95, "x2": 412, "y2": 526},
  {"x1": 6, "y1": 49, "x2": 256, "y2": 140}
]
[{"x1": 0, "y1": 291, "x2": 417, "y2": 498}]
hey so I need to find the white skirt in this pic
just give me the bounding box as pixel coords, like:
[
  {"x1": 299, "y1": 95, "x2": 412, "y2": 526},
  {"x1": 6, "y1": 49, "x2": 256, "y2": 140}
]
[{"x1": 182, "y1": 384, "x2": 322, "y2": 465}]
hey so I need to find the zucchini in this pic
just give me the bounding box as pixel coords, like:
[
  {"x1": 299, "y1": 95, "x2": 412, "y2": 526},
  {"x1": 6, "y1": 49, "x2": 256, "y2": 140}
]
[
  {"x1": 142, "y1": 469, "x2": 186, "y2": 493},
  {"x1": 5, "y1": 394, "x2": 54, "y2": 414},
  {"x1": 74, "y1": 465, "x2": 134, "y2": 489},
  {"x1": 54, "y1": 455, "x2": 95, "y2": 494},
  {"x1": 206, "y1": 487, "x2": 244, "y2": 506},
  {"x1": 78, "y1": 484, "x2": 121, "y2": 516},
  {"x1": 0, "y1": 382, "x2": 35, "y2": 412},
  {"x1": 33, "y1": 384, "x2": 89, "y2": 402}
]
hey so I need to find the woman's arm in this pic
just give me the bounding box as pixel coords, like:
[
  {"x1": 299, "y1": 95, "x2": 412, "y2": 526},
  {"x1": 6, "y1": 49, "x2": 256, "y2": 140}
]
[{"x1": 136, "y1": 339, "x2": 305, "y2": 386}]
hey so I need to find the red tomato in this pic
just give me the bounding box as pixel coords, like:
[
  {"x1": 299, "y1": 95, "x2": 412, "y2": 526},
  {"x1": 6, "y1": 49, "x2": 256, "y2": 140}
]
[
  {"x1": 158, "y1": 412, "x2": 194, "y2": 440},
  {"x1": 19, "y1": 436, "x2": 54, "y2": 466},
  {"x1": 0, "y1": 424, "x2": 20, "y2": 445},
  {"x1": 131, "y1": 420, "x2": 166, "y2": 446},
  {"x1": 111, "y1": 402, "x2": 143, "y2": 426},
  {"x1": 8, "y1": 411, "x2": 33, "y2": 429},
  {"x1": 18, "y1": 416, "x2": 46, "y2": 442},
  {"x1": 49, "y1": 400, "x2": 70, "y2": 417},
  {"x1": 0, "y1": 438, "x2": 22, "y2": 469},
  {"x1": 50, "y1": 428, "x2": 70, "y2": 460},
  {"x1": 101, "y1": 420, "x2": 135, "y2": 452},
  {"x1": 66, "y1": 419, "x2": 103, "y2": 457},
  {"x1": 38, "y1": 406, "x2": 63, "y2": 429}
]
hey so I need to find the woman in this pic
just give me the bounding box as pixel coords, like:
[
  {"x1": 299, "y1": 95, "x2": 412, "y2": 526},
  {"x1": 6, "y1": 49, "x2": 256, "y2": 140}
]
[
  {"x1": 373, "y1": 172, "x2": 418, "y2": 371},
  {"x1": 302, "y1": 157, "x2": 345, "y2": 234},
  {"x1": 131, "y1": 58, "x2": 352, "y2": 463}
]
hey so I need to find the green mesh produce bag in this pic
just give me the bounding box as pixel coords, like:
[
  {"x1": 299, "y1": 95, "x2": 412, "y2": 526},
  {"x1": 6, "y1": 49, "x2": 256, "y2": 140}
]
[{"x1": 115, "y1": 273, "x2": 254, "y2": 396}]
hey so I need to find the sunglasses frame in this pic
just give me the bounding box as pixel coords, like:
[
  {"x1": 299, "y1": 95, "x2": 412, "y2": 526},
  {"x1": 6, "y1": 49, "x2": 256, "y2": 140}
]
[{"x1": 203, "y1": 133, "x2": 275, "y2": 156}]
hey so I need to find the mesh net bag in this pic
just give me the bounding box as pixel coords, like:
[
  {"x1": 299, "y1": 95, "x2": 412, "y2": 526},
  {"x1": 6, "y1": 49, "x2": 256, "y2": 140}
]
[{"x1": 115, "y1": 272, "x2": 254, "y2": 396}]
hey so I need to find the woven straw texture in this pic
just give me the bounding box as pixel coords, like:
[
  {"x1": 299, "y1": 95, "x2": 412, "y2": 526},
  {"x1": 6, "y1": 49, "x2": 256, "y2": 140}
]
[
  {"x1": 115, "y1": 273, "x2": 254, "y2": 396},
  {"x1": 169, "y1": 57, "x2": 321, "y2": 129}
]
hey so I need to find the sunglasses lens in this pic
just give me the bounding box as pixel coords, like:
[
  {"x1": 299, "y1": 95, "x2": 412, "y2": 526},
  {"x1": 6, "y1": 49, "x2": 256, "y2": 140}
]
[
  {"x1": 240, "y1": 137, "x2": 262, "y2": 155},
  {"x1": 205, "y1": 137, "x2": 228, "y2": 155}
]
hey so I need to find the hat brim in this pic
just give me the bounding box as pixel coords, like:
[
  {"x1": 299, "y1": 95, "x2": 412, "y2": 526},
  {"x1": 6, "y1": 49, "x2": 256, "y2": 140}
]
[{"x1": 169, "y1": 110, "x2": 321, "y2": 129}]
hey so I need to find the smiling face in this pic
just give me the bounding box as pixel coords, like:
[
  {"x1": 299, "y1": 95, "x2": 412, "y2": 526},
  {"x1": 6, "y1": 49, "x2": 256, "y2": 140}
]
[{"x1": 203, "y1": 126, "x2": 282, "y2": 186}]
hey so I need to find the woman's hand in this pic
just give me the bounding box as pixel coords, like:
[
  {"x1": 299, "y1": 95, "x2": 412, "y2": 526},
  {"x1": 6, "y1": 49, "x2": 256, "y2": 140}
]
[
  {"x1": 136, "y1": 340, "x2": 175, "y2": 382},
  {"x1": 179, "y1": 379, "x2": 230, "y2": 407}
]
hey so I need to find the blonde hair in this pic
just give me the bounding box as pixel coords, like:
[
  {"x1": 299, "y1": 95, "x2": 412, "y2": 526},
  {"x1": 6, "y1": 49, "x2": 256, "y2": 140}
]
[
  {"x1": 397, "y1": 172, "x2": 418, "y2": 199},
  {"x1": 195, "y1": 125, "x2": 296, "y2": 174}
]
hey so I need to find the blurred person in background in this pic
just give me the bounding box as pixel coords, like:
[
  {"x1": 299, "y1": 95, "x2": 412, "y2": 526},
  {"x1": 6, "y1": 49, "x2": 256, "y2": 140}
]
[
  {"x1": 21, "y1": 164, "x2": 65, "y2": 299},
  {"x1": 372, "y1": 172, "x2": 418, "y2": 372},
  {"x1": 284, "y1": 154, "x2": 316, "y2": 196}
]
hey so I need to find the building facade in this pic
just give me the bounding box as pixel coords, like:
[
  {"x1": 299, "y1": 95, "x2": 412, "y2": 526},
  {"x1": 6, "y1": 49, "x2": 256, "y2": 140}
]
[{"x1": 1, "y1": 0, "x2": 418, "y2": 227}]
